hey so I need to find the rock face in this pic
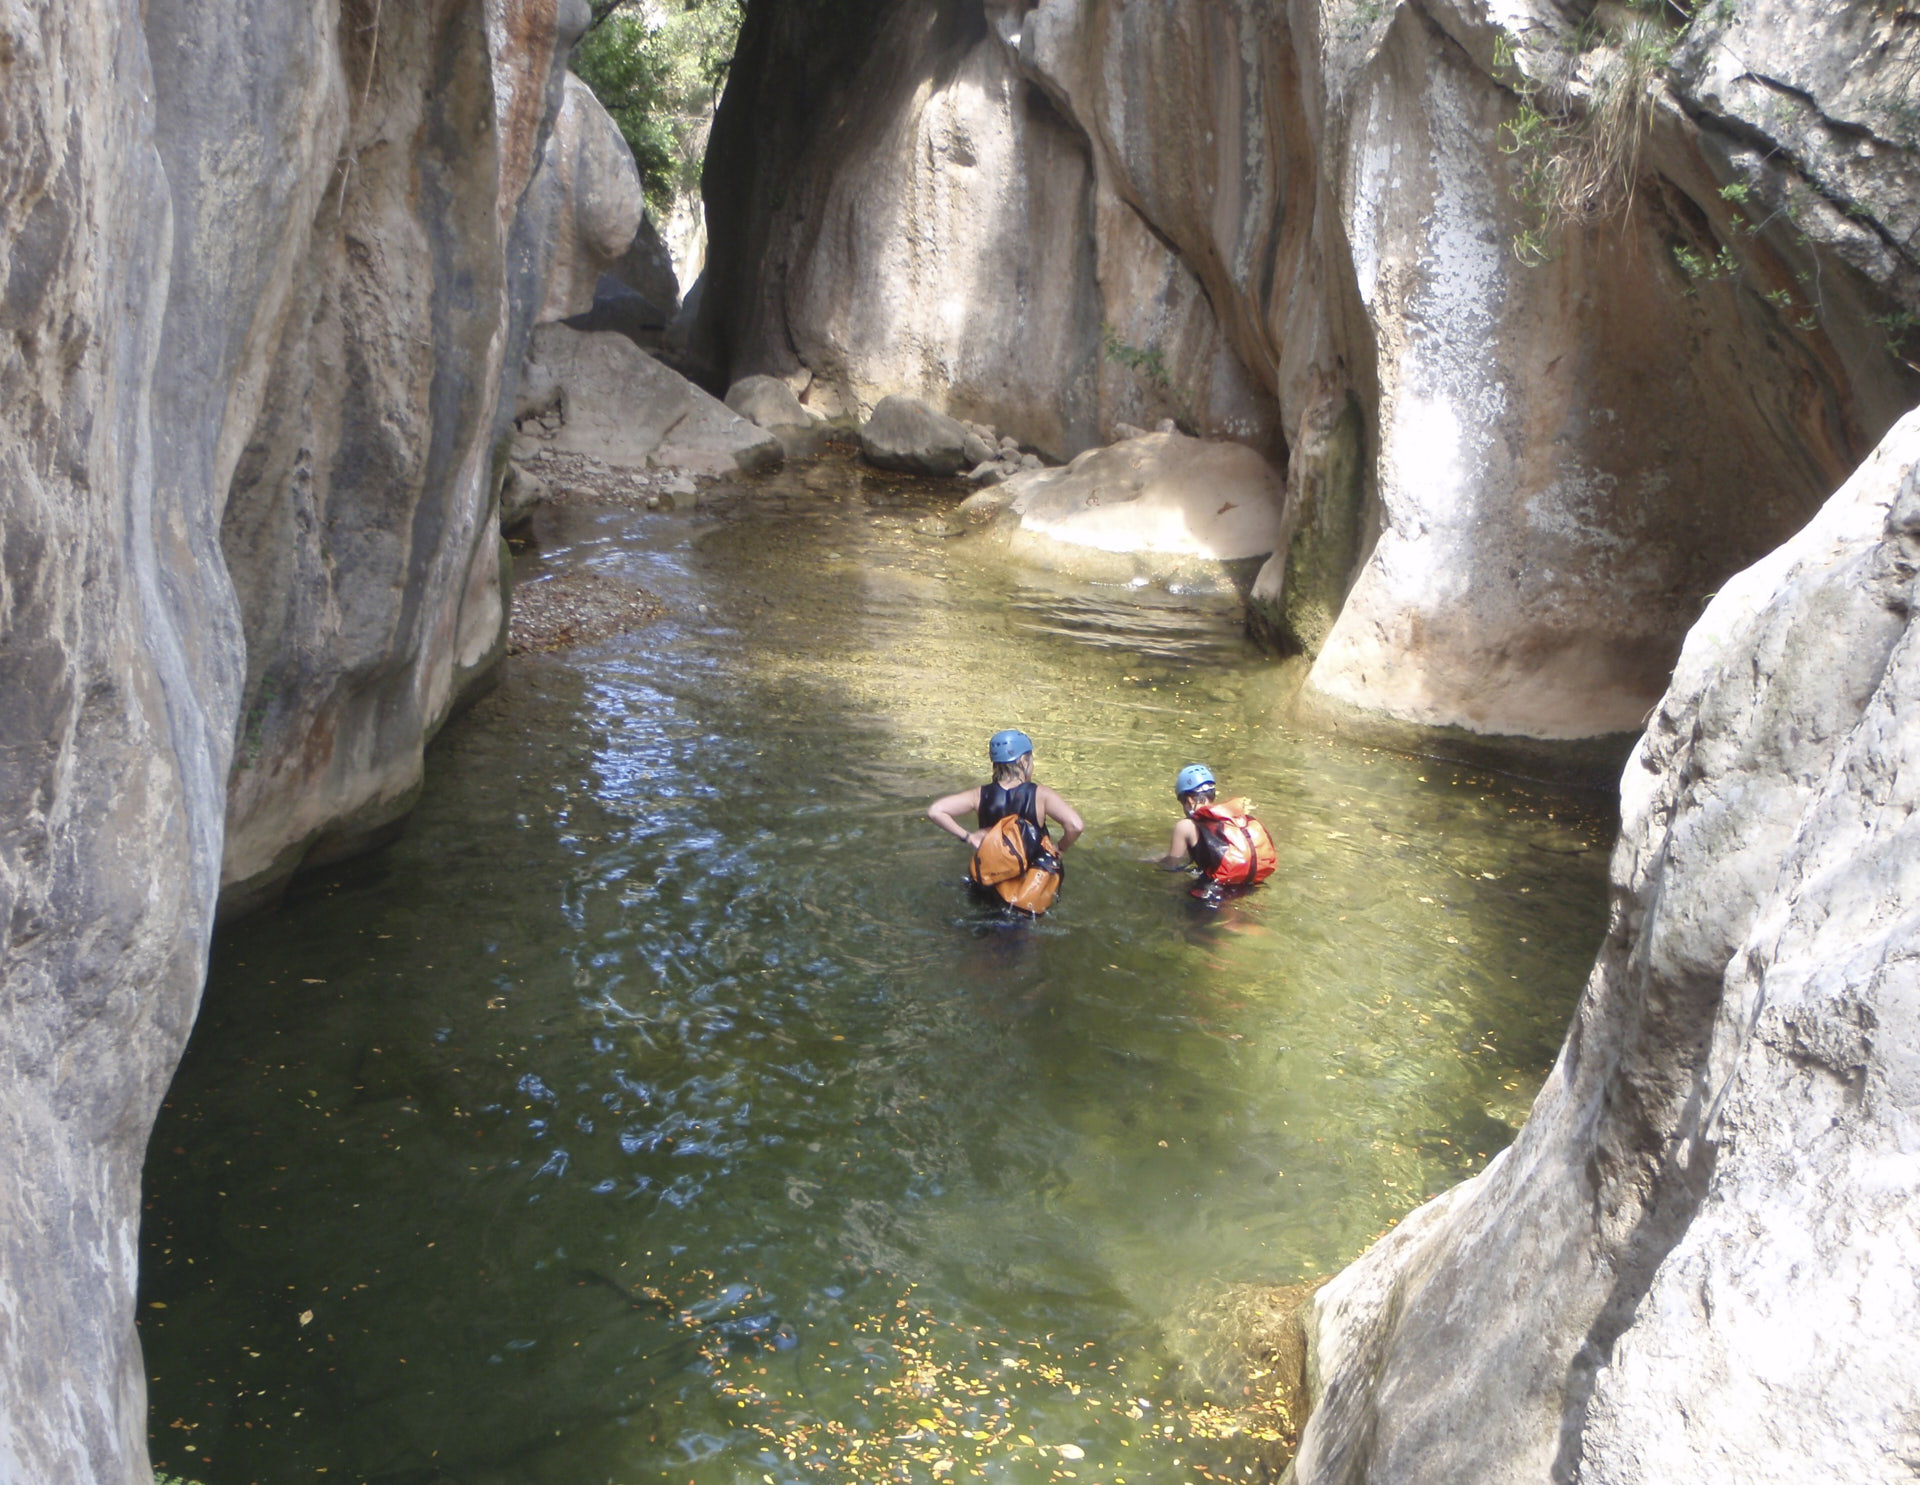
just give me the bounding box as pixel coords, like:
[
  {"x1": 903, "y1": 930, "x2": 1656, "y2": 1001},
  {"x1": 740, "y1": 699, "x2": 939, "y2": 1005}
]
[
  {"x1": 219, "y1": 0, "x2": 597, "y2": 913},
  {"x1": 979, "y1": 432, "x2": 1286, "y2": 585},
  {"x1": 1291, "y1": 411, "x2": 1920, "y2": 1482},
  {"x1": 520, "y1": 323, "x2": 784, "y2": 473},
  {"x1": 704, "y1": 0, "x2": 1919, "y2": 744},
  {"x1": 612, "y1": 212, "x2": 681, "y2": 320},
  {"x1": 0, "y1": 2, "x2": 585, "y2": 1479}
]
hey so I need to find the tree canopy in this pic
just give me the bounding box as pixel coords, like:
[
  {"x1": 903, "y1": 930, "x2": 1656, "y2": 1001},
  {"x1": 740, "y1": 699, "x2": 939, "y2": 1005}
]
[{"x1": 572, "y1": 0, "x2": 742, "y2": 216}]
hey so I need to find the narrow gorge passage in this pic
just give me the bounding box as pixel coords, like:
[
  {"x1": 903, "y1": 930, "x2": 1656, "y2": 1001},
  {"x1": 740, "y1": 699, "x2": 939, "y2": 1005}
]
[{"x1": 140, "y1": 458, "x2": 1611, "y2": 1485}]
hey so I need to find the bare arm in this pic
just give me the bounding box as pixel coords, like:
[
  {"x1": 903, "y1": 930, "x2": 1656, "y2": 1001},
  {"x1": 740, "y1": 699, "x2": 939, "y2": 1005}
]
[
  {"x1": 927, "y1": 786, "x2": 984, "y2": 848},
  {"x1": 1156, "y1": 818, "x2": 1198, "y2": 868},
  {"x1": 1036, "y1": 786, "x2": 1084, "y2": 852}
]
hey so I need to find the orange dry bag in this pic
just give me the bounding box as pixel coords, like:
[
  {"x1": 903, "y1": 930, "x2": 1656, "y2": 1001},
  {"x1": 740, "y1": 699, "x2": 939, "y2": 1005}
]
[
  {"x1": 1191, "y1": 798, "x2": 1277, "y2": 888},
  {"x1": 968, "y1": 815, "x2": 1062, "y2": 915}
]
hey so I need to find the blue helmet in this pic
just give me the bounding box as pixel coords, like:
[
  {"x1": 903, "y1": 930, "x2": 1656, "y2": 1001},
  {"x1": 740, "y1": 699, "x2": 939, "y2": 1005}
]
[
  {"x1": 1175, "y1": 763, "x2": 1216, "y2": 797},
  {"x1": 988, "y1": 729, "x2": 1034, "y2": 764}
]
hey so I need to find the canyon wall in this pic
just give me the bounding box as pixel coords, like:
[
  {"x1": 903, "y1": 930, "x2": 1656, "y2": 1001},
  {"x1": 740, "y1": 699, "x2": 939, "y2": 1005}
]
[
  {"x1": 0, "y1": 3, "x2": 585, "y2": 1479},
  {"x1": 701, "y1": 0, "x2": 1919, "y2": 744},
  {"x1": 1293, "y1": 405, "x2": 1920, "y2": 1484},
  {"x1": 699, "y1": 0, "x2": 1920, "y2": 1473},
  {"x1": 217, "y1": 0, "x2": 590, "y2": 914}
]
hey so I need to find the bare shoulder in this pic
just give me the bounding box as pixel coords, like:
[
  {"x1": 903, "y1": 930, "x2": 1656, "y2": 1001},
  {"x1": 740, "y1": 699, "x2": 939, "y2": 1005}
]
[
  {"x1": 1036, "y1": 783, "x2": 1079, "y2": 815},
  {"x1": 929, "y1": 784, "x2": 982, "y2": 814}
]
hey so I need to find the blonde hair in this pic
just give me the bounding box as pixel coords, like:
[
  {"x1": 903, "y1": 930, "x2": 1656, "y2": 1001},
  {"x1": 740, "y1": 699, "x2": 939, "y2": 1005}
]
[{"x1": 993, "y1": 754, "x2": 1032, "y2": 785}]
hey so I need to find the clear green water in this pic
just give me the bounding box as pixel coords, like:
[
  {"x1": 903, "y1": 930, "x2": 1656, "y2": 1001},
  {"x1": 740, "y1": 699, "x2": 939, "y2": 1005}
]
[{"x1": 141, "y1": 454, "x2": 1614, "y2": 1485}]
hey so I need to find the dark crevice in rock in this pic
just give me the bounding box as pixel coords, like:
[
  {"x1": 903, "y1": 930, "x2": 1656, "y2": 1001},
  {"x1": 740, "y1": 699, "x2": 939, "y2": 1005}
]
[{"x1": 1674, "y1": 93, "x2": 1920, "y2": 286}]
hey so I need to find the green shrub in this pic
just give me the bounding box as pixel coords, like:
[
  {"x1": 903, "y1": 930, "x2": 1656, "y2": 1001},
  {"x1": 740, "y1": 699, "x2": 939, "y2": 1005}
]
[
  {"x1": 572, "y1": 0, "x2": 742, "y2": 215},
  {"x1": 1493, "y1": 10, "x2": 1675, "y2": 264}
]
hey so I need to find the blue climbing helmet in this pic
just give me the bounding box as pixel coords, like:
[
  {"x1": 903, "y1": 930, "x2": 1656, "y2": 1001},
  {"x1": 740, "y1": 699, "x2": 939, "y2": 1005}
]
[
  {"x1": 1175, "y1": 763, "x2": 1216, "y2": 798},
  {"x1": 988, "y1": 729, "x2": 1034, "y2": 764}
]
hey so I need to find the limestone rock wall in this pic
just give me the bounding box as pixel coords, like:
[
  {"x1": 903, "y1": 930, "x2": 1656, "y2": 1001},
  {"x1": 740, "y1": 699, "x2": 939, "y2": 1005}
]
[
  {"x1": 1300, "y1": 0, "x2": 1919, "y2": 741},
  {"x1": 1, "y1": 10, "x2": 218, "y2": 1480},
  {"x1": 218, "y1": 0, "x2": 590, "y2": 913},
  {"x1": 1292, "y1": 407, "x2": 1920, "y2": 1484},
  {"x1": 0, "y1": 2, "x2": 585, "y2": 1478},
  {"x1": 695, "y1": 0, "x2": 1281, "y2": 458},
  {"x1": 704, "y1": 0, "x2": 1919, "y2": 742}
]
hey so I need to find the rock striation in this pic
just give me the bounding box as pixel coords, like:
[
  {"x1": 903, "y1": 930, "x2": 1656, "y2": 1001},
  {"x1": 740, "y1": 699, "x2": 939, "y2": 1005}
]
[
  {"x1": 1291, "y1": 410, "x2": 1920, "y2": 1482},
  {"x1": 218, "y1": 0, "x2": 598, "y2": 915},
  {"x1": 703, "y1": 0, "x2": 1920, "y2": 745},
  {"x1": 0, "y1": 2, "x2": 591, "y2": 1479}
]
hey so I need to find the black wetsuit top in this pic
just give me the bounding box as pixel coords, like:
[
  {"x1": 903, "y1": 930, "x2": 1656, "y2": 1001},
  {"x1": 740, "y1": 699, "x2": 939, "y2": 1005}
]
[
  {"x1": 1187, "y1": 822, "x2": 1225, "y2": 877},
  {"x1": 978, "y1": 780, "x2": 1042, "y2": 831}
]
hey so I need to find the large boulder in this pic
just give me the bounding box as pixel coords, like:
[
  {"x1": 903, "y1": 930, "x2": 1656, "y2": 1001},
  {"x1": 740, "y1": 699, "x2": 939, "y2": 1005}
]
[
  {"x1": 860, "y1": 394, "x2": 990, "y2": 476},
  {"x1": 520, "y1": 322, "x2": 783, "y2": 474},
  {"x1": 726, "y1": 373, "x2": 814, "y2": 431},
  {"x1": 978, "y1": 431, "x2": 1284, "y2": 586},
  {"x1": 1292, "y1": 409, "x2": 1920, "y2": 1482},
  {"x1": 530, "y1": 71, "x2": 647, "y2": 324}
]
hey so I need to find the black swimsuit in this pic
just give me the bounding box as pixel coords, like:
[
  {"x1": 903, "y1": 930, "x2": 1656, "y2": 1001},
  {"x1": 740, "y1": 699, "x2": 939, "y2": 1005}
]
[{"x1": 978, "y1": 781, "x2": 1042, "y2": 831}]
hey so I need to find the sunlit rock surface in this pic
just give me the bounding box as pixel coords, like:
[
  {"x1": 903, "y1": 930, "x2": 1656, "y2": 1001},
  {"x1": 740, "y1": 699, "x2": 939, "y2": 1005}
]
[
  {"x1": 705, "y1": 0, "x2": 1918, "y2": 742},
  {"x1": 521, "y1": 323, "x2": 784, "y2": 474},
  {"x1": 0, "y1": 3, "x2": 581, "y2": 1479},
  {"x1": 978, "y1": 432, "x2": 1286, "y2": 587},
  {"x1": 1292, "y1": 410, "x2": 1920, "y2": 1483}
]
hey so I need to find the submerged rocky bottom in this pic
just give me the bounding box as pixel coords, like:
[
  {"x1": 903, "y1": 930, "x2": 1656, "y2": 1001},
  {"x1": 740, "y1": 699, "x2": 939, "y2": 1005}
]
[{"x1": 141, "y1": 459, "x2": 1614, "y2": 1484}]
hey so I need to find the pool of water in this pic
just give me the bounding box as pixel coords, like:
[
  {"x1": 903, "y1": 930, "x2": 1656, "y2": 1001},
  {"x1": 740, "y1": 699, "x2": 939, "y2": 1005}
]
[{"x1": 140, "y1": 452, "x2": 1615, "y2": 1485}]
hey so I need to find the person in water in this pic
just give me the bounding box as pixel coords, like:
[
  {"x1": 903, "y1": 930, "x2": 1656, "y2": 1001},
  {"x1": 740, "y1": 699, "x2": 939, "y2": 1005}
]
[
  {"x1": 1156, "y1": 763, "x2": 1277, "y2": 900},
  {"x1": 927, "y1": 729, "x2": 1085, "y2": 913}
]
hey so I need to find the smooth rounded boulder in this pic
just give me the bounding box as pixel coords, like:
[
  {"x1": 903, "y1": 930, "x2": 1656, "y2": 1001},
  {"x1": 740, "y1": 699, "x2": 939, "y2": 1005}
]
[
  {"x1": 981, "y1": 431, "x2": 1285, "y2": 587},
  {"x1": 725, "y1": 374, "x2": 814, "y2": 431},
  {"x1": 860, "y1": 394, "x2": 989, "y2": 476}
]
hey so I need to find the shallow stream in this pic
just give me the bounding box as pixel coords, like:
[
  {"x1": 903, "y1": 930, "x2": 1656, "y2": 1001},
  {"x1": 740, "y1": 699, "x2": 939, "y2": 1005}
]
[{"x1": 142, "y1": 454, "x2": 1615, "y2": 1485}]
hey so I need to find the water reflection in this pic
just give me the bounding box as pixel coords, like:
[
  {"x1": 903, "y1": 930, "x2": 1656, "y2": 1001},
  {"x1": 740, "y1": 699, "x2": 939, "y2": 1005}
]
[{"x1": 141, "y1": 454, "x2": 1613, "y2": 1484}]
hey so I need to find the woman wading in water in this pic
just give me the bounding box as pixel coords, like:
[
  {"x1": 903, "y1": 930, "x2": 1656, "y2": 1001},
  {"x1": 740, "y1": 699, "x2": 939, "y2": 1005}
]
[
  {"x1": 1155, "y1": 763, "x2": 1277, "y2": 905},
  {"x1": 927, "y1": 729, "x2": 1084, "y2": 914}
]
